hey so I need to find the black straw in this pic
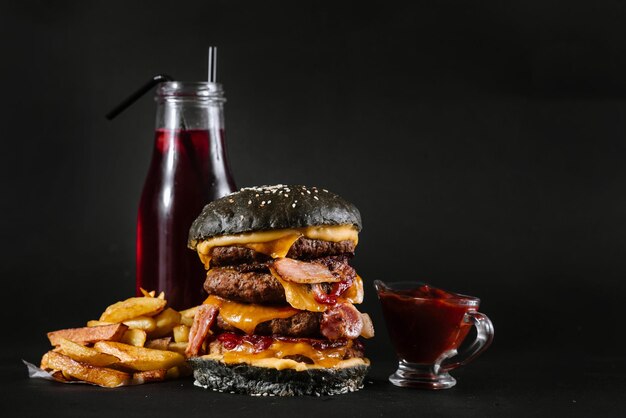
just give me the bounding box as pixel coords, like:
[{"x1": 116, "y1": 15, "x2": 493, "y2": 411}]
[{"x1": 106, "y1": 74, "x2": 173, "y2": 120}]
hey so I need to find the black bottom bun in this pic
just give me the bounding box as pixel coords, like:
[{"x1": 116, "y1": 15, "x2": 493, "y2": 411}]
[{"x1": 188, "y1": 357, "x2": 369, "y2": 396}]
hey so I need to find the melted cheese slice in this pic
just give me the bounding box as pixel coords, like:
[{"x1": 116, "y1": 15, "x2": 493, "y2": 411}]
[
  {"x1": 271, "y1": 271, "x2": 327, "y2": 312},
  {"x1": 217, "y1": 338, "x2": 364, "y2": 369},
  {"x1": 201, "y1": 354, "x2": 369, "y2": 372},
  {"x1": 203, "y1": 295, "x2": 298, "y2": 334},
  {"x1": 342, "y1": 275, "x2": 364, "y2": 305},
  {"x1": 196, "y1": 225, "x2": 358, "y2": 268},
  {"x1": 271, "y1": 270, "x2": 365, "y2": 312}
]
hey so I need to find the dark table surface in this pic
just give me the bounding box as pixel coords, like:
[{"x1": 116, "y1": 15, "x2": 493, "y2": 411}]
[{"x1": 4, "y1": 343, "x2": 625, "y2": 417}]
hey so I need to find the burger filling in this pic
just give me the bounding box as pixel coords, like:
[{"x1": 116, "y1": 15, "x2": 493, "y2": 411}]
[{"x1": 186, "y1": 229, "x2": 373, "y2": 370}]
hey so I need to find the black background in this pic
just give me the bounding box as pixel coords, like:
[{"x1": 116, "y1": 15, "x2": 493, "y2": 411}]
[{"x1": 2, "y1": 0, "x2": 626, "y2": 416}]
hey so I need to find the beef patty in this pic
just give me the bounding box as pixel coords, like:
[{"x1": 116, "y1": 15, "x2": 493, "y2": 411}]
[
  {"x1": 216, "y1": 311, "x2": 322, "y2": 338},
  {"x1": 204, "y1": 255, "x2": 356, "y2": 305},
  {"x1": 204, "y1": 270, "x2": 285, "y2": 304},
  {"x1": 209, "y1": 238, "x2": 355, "y2": 267}
]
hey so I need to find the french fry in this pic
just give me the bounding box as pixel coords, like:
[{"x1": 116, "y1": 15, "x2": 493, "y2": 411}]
[
  {"x1": 180, "y1": 316, "x2": 194, "y2": 327},
  {"x1": 165, "y1": 366, "x2": 180, "y2": 380},
  {"x1": 99, "y1": 297, "x2": 166, "y2": 323},
  {"x1": 157, "y1": 291, "x2": 165, "y2": 300},
  {"x1": 150, "y1": 308, "x2": 181, "y2": 338},
  {"x1": 45, "y1": 351, "x2": 130, "y2": 388},
  {"x1": 122, "y1": 316, "x2": 156, "y2": 332},
  {"x1": 132, "y1": 369, "x2": 166, "y2": 384},
  {"x1": 57, "y1": 338, "x2": 120, "y2": 367},
  {"x1": 40, "y1": 352, "x2": 50, "y2": 369},
  {"x1": 167, "y1": 342, "x2": 188, "y2": 356},
  {"x1": 48, "y1": 324, "x2": 128, "y2": 346},
  {"x1": 179, "y1": 306, "x2": 198, "y2": 327},
  {"x1": 94, "y1": 341, "x2": 185, "y2": 371},
  {"x1": 87, "y1": 320, "x2": 112, "y2": 327},
  {"x1": 180, "y1": 306, "x2": 198, "y2": 318},
  {"x1": 139, "y1": 288, "x2": 155, "y2": 298},
  {"x1": 121, "y1": 329, "x2": 147, "y2": 347},
  {"x1": 50, "y1": 370, "x2": 73, "y2": 382},
  {"x1": 145, "y1": 337, "x2": 171, "y2": 350},
  {"x1": 173, "y1": 325, "x2": 190, "y2": 343}
]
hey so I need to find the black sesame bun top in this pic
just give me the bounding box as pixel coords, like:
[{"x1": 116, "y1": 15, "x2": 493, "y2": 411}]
[{"x1": 188, "y1": 185, "x2": 362, "y2": 248}]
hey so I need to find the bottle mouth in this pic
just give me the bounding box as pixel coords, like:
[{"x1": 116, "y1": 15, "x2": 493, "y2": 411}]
[{"x1": 156, "y1": 82, "x2": 225, "y2": 101}]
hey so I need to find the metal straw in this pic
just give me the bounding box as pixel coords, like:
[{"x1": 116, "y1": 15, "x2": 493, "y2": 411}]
[{"x1": 208, "y1": 46, "x2": 217, "y2": 83}]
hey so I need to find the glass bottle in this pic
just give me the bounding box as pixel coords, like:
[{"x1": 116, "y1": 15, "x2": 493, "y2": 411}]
[{"x1": 136, "y1": 82, "x2": 236, "y2": 309}]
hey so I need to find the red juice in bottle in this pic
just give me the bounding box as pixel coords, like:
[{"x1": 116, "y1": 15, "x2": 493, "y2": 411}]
[{"x1": 136, "y1": 83, "x2": 235, "y2": 309}]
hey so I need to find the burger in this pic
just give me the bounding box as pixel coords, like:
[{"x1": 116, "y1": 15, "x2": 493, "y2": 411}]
[{"x1": 185, "y1": 184, "x2": 374, "y2": 396}]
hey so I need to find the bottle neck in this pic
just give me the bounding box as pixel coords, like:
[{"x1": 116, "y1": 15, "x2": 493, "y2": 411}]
[
  {"x1": 151, "y1": 82, "x2": 236, "y2": 200},
  {"x1": 155, "y1": 82, "x2": 226, "y2": 131}
]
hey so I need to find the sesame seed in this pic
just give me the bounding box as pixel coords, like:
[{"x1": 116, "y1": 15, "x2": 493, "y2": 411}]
[
  {"x1": 228, "y1": 198, "x2": 234, "y2": 203},
  {"x1": 248, "y1": 200, "x2": 252, "y2": 204},
  {"x1": 306, "y1": 190, "x2": 311, "y2": 194},
  {"x1": 267, "y1": 200, "x2": 271, "y2": 204},
  {"x1": 284, "y1": 194, "x2": 288, "y2": 197},
  {"x1": 323, "y1": 189, "x2": 329, "y2": 192},
  {"x1": 314, "y1": 196, "x2": 319, "y2": 200},
  {"x1": 292, "y1": 203, "x2": 296, "y2": 208}
]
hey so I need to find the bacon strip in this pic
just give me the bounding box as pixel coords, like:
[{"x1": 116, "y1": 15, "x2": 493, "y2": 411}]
[
  {"x1": 360, "y1": 313, "x2": 375, "y2": 339},
  {"x1": 320, "y1": 303, "x2": 363, "y2": 340},
  {"x1": 185, "y1": 304, "x2": 219, "y2": 358},
  {"x1": 271, "y1": 258, "x2": 341, "y2": 284}
]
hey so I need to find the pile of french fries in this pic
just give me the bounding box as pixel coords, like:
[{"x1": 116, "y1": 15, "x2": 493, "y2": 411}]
[{"x1": 40, "y1": 289, "x2": 198, "y2": 388}]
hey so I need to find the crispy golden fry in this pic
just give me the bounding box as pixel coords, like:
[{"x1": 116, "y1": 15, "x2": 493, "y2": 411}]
[
  {"x1": 57, "y1": 338, "x2": 120, "y2": 366},
  {"x1": 50, "y1": 370, "x2": 73, "y2": 382},
  {"x1": 145, "y1": 337, "x2": 171, "y2": 350},
  {"x1": 87, "y1": 320, "x2": 112, "y2": 327},
  {"x1": 179, "y1": 306, "x2": 198, "y2": 327},
  {"x1": 150, "y1": 308, "x2": 181, "y2": 338},
  {"x1": 167, "y1": 342, "x2": 188, "y2": 356},
  {"x1": 165, "y1": 366, "x2": 180, "y2": 380},
  {"x1": 94, "y1": 341, "x2": 185, "y2": 371},
  {"x1": 121, "y1": 329, "x2": 147, "y2": 347},
  {"x1": 180, "y1": 316, "x2": 194, "y2": 327},
  {"x1": 172, "y1": 325, "x2": 190, "y2": 343},
  {"x1": 40, "y1": 352, "x2": 50, "y2": 369},
  {"x1": 157, "y1": 291, "x2": 165, "y2": 300},
  {"x1": 48, "y1": 324, "x2": 128, "y2": 346},
  {"x1": 139, "y1": 288, "x2": 156, "y2": 298},
  {"x1": 179, "y1": 306, "x2": 198, "y2": 318},
  {"x1": 132, "y1": 369, "x2": 166, "y2": 384},
  {"x1": 122, "y1": 316, "x2": 156, "y2": 332},
  {"x1": 45, "y1": 351, "x2": 130, "y2": 388},
  {"x1": 100, "y1": 297, "x2": 166, "y2": 323}
]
